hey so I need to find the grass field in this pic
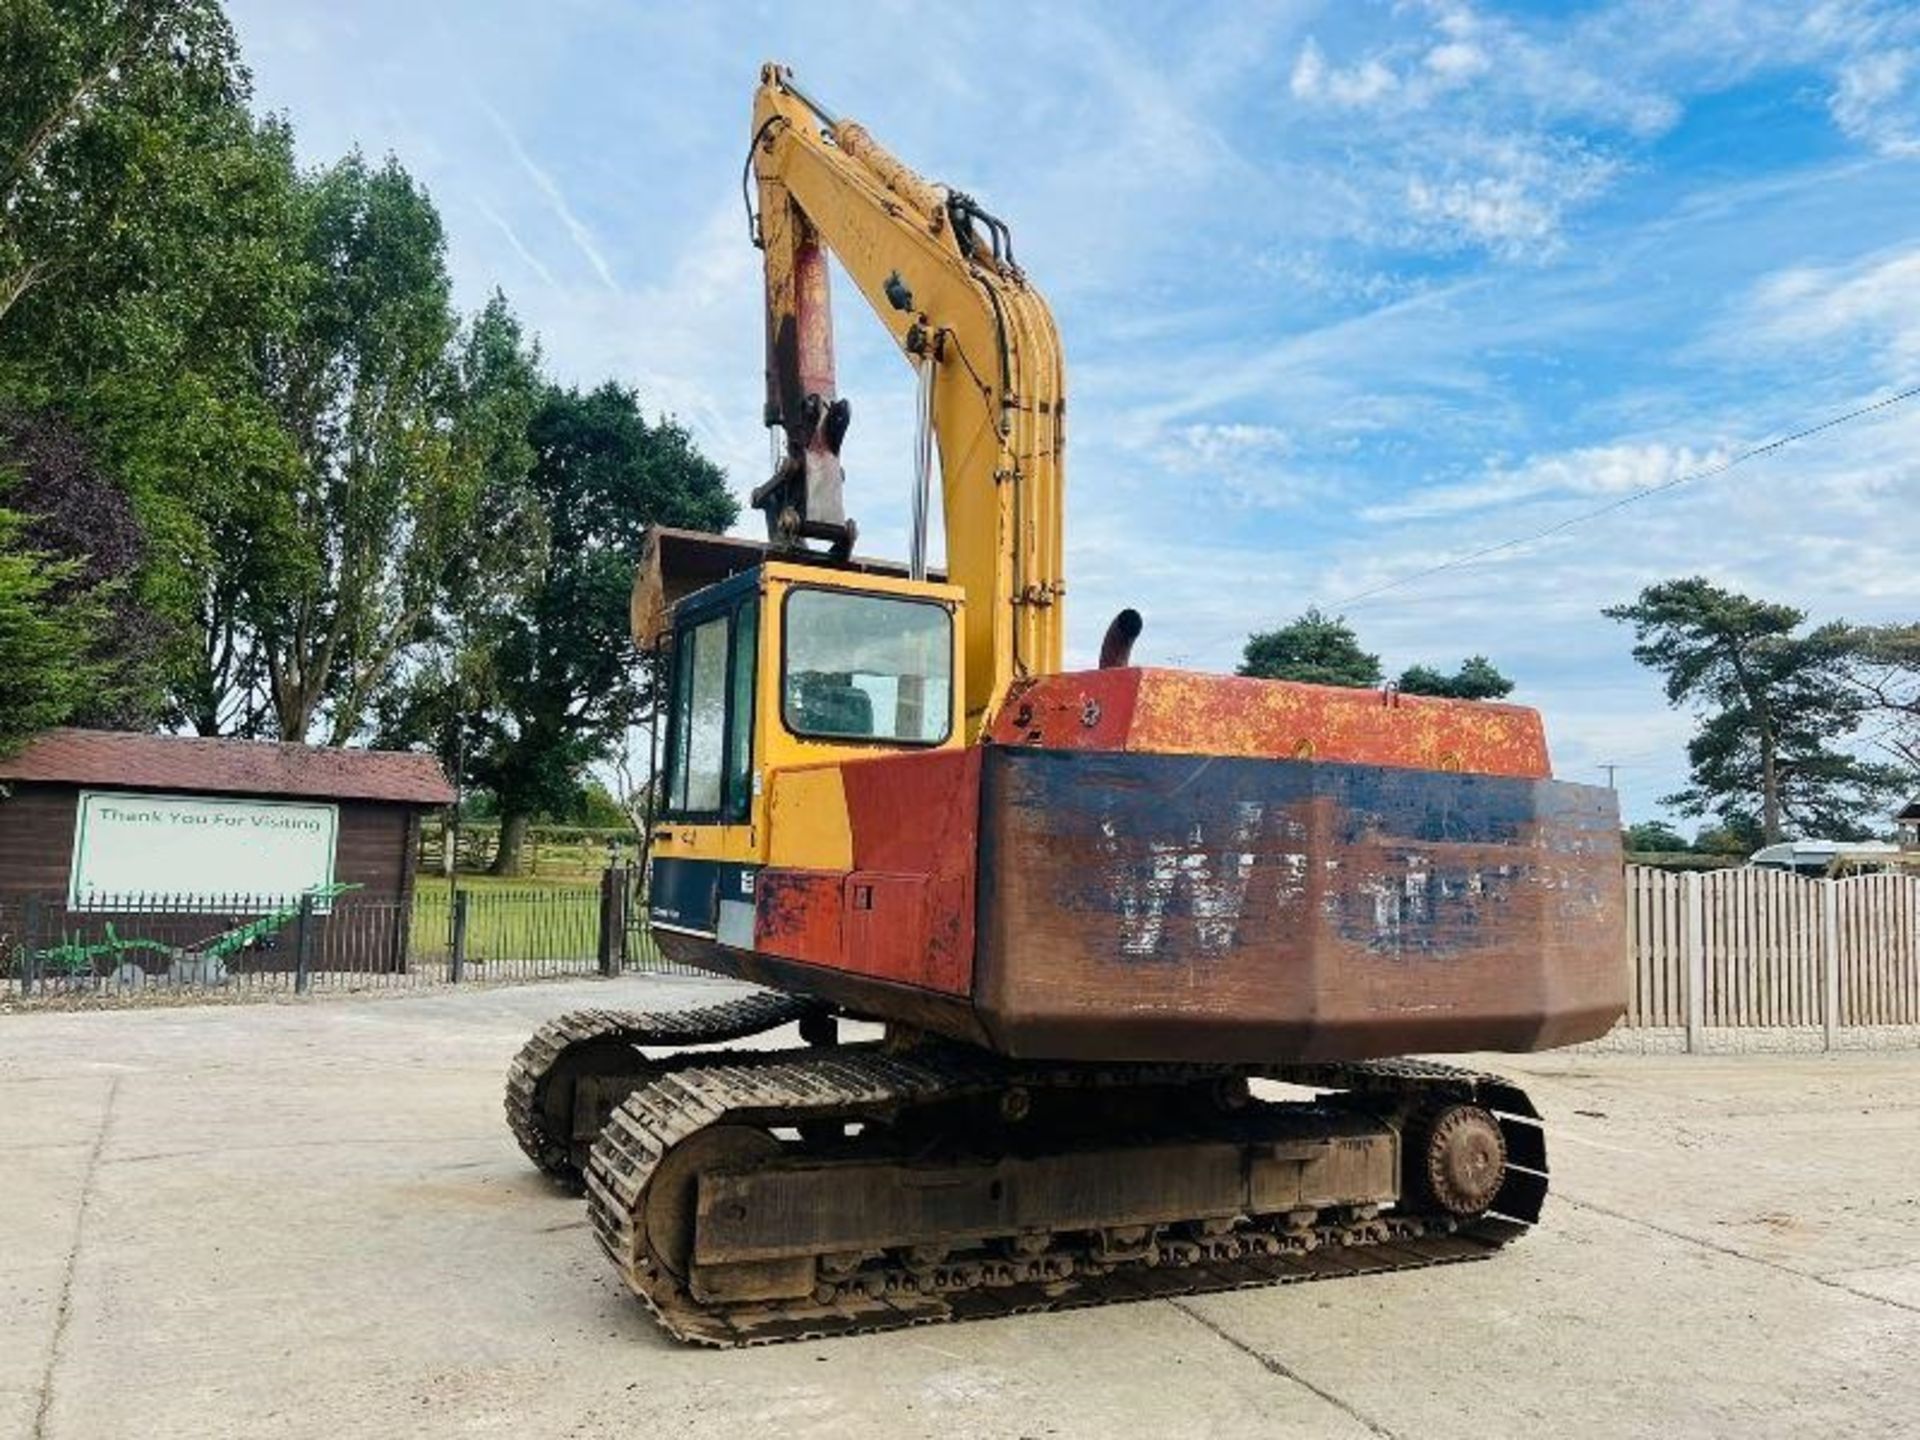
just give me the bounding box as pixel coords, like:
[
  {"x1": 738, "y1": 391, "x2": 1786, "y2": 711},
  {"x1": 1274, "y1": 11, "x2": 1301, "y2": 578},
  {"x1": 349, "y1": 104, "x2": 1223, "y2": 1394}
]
[
  {"x1": 410, "y1": 879, "x2": 604, "y2": 966},
  {"x1": 413, "y1": 870, "x2": 600, "y2": 894}
]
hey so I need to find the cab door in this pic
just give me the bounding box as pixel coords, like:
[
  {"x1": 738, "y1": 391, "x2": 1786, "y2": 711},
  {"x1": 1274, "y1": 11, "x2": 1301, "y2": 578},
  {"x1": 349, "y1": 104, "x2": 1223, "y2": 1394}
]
[{"x1": 649, "y1": 575, "x2": 761, "y2": 943}]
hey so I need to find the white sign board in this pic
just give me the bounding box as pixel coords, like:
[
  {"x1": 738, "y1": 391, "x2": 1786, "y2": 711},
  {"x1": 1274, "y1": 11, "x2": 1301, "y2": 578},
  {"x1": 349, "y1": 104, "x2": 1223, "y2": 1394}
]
[{"x1": 69, "y1": 791, "x2": 339, "y2": 911}]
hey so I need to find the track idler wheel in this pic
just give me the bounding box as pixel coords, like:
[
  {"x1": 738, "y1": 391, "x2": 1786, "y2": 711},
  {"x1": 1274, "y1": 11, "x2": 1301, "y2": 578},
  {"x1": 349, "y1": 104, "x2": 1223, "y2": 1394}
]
[
  {"x1": 1413, "y1": 1103, "x2": 1507, "y2": 1218},
  {"x1": 643, "y1": 1126, "x2": 817, "y2": 1307}
]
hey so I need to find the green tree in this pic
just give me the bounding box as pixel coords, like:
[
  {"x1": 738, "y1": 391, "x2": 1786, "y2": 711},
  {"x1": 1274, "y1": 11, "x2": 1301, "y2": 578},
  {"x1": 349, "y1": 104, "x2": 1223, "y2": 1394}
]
[
  {"x1": 1841, "y1": 622, "x2": 1920, "y2": 777},
  {"x1": 1694, "y1": 818, "x2": 1763, "y2": 856},
  {"x1": 2, "y1": 12, "x2": 549, "y2": 752},
  {"x1": 1240, "y1": 612, "x2": 1517, "y2": 699},
  {"x1": 574, "y1": 781, "x2": 629, "y2": 829},
  {"x1": 19, "y1": 104, "x2": 306, "y2": 734},
  {"x1": 0, "y1": 0, "x2": 241, "y2": 328},
  {"x1": 1, "y1": 9, "x2": 307, "y2": 728},
  {"x1": 90, "y1": 113, "x2": 307, "y2": 736},
  {"x1": 379, "y1": 383, "x2": 736, "y2": 874},
  {"x1": 253, "y1": 152, "x2": 468, "y2": 743},
  {"x1": 0, "y1": 408, "x2": 155, "y2": 729},
  {"x1": 0, "y1": 513, "x2": 93, "y2": 755},
  {"x1": 368, "y1": 295, "x2": 547, "y2": 828},
  {"x1": 1396, "y1": 655, "x2": 1514, "y2": 700},
  {"x1": 1238, "y1": 608, "x2": 1381, "y2": 687},
  {"x1": 1605, "y1": 578, "x2": 1904, "y2": 843},
  {"x1": 0, "y1": 508, "x2": 114, "y2": 756},
  {"x1": 434, "y1": 293, "x2": 547, "y2": 636},
  {"x1": 1624, "y1": 820, "x2": 1690, "y2": 853}
]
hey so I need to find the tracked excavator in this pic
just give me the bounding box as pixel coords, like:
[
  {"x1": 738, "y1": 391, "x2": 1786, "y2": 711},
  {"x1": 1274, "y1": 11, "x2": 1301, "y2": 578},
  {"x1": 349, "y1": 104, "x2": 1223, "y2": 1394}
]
[{"x1": 504, "y1": 63, "x2": 1628, "y2": 1346}]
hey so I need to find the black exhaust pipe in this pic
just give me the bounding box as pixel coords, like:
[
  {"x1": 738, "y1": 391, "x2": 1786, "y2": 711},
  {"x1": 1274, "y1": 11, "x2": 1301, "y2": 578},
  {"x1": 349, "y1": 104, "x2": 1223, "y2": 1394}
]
[{"x1": 1098, "y1": 609, "x2": 1143, "y2": 669}]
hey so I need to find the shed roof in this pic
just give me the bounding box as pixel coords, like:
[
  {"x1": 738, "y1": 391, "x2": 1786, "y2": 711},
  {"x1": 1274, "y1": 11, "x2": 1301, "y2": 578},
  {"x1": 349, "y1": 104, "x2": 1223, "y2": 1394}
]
[
  {"x1": 0, "y1": 729, "x2": 454, "y2": 805},
  {"x1": 1900, "y1": 796, "x2": 1920, "y2": 824}
]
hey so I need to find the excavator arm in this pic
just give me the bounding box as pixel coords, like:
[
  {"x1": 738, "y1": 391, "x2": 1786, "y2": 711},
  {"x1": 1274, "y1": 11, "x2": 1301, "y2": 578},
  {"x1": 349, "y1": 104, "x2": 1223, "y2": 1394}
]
[{"x1": 747, "y1": 62, "x2": 1065, "y2": 733}]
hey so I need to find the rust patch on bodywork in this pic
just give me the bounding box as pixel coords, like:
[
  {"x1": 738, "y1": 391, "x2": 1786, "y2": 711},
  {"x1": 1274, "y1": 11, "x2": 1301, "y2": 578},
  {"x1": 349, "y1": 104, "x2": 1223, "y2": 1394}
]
[
  {"x1": 839, "y1": 749, "x2": 980, "y2": 995},
  {"x1": 972, "y1": 747, "x2": 1626, "y2": 1063},
  {"x1": 749, "y1": 749, "x2": 981, "y2": 996},
  {"x1": 986, "y1": 668, "x2": 1550, "y2": 780},
  {"x1": 753, "y1": 868, "x2": 844, "y2": 965}
]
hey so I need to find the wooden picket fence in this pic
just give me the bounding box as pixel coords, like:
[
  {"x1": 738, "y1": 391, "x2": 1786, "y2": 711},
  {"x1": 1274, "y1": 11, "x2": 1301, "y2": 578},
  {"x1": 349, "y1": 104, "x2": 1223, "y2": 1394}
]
[{"x1": 1624, "y1": 864, "x2": 1920, "y2": 1047}]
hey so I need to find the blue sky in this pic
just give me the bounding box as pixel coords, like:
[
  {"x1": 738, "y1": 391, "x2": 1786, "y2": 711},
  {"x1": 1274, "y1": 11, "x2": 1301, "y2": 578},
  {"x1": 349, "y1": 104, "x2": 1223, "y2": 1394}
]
[{"x1": 227, "y1": 0, "x2": 1920, "y2": 829}]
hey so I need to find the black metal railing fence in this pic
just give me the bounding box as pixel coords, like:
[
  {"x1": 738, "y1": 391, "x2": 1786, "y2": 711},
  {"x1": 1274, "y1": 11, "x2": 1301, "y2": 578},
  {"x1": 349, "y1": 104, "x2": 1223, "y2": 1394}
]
[{"x1": 1, "y1": 869, "x2": 704, "y2": 1001}]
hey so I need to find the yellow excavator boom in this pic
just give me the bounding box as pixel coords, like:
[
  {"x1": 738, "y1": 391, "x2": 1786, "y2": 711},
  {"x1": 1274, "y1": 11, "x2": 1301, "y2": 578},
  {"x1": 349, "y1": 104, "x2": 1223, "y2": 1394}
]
[{"x1": 747, "y1": 61, "x2": 1065, "y2": 735}]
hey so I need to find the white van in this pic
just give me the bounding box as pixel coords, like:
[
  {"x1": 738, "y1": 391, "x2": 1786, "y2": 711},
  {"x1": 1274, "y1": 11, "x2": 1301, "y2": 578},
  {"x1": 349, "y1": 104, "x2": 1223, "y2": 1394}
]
[{"x1": 1747, "y1": 840, "x2": 1902, "y2": 877}]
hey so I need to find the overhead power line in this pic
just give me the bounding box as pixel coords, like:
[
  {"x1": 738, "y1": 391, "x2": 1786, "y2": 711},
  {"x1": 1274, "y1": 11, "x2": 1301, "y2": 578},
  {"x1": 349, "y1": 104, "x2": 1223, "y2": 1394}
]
[{"x1": 1329, "y1": 382, "x2": 1920, "y2": 611}]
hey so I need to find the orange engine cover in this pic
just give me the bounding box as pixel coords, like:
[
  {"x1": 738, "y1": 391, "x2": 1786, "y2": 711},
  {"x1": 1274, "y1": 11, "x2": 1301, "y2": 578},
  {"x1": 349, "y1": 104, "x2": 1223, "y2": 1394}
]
[
  {"x1": 986, "y1": 668, "x2": 1551, "y2": 779},
  {"x1": 652, "y1": 669, "x2": 1627, "y2": 1064}
]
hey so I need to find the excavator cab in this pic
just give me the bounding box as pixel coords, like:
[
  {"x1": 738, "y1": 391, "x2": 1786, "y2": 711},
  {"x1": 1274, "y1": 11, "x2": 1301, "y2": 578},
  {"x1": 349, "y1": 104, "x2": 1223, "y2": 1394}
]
[
  {"x1": 637, "y1": 531, "x2": 965, "y2": 945},
  {"x1": 658, "y1": 561, "x2": 961, "y2": 800}
]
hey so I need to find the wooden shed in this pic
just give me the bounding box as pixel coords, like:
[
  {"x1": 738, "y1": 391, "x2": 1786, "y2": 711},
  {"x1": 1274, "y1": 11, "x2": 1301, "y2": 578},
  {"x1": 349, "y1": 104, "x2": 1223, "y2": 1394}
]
[{"x1": 0, "y1": 729, "x2": 453, "y2": 977}]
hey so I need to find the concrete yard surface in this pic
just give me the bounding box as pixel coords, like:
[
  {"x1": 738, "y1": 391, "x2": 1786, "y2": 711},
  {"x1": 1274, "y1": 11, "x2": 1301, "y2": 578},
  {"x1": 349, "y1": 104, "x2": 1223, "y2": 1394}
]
[{"x1": 3, "y1": 978, "x2": 1917, "y2": 1440}]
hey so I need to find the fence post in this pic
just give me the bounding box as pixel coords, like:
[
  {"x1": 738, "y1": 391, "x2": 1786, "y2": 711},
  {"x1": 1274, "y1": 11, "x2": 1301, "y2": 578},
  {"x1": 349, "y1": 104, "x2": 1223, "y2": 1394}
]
[
  {"x1": 1822, "y1": 878, "x2": 1841, "y2": 1052},
  {"x1": 616, "y1": 865, "x2": 631, "y2": 971},
  {"x1": 450, "y1": 891, "x2": 469, "y2": 983},
  {"x1": 597, "y1": 867, "x2": 623, "y2": 978},
  {"x1": 294, "y1": 893, "x2": 314, "y2": 994},
  {"x1": 1683, "y1": 871, "x2": 1705, "y2": 1053},
  {"x1": 22, "y1": 896, "x2": 43, "y2": 998}
]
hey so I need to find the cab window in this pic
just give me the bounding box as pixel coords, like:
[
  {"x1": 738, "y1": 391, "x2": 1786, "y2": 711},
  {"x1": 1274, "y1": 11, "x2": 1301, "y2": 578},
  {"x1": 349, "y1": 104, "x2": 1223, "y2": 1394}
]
[
  {"x1": 782, "y1": 589, "x2": 953, "y2": 745},
  {"x1": 665, "y1": 595, "x2": 758, "y2": 821}
]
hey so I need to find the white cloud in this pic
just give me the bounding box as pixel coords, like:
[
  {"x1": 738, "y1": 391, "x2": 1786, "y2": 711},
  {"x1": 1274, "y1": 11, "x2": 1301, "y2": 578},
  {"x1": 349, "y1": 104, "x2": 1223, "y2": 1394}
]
[
  {"x1": 1362, "y1": 443, "x2": 1730, "y2": 523},
  {"x1": 1828, "y1": 48, "x2": 1920, "y2": 153},
  {"x1": 1290, "y1": 39, "x2": 1399, "y2": 107},
  {"x1": 1254, "y1": 248, "x2": 1423, "y2": 305},
  {"x1": 1424, "y1": 40, "x2": 1490, "y2": 83},
  {"x1": 1161, "y1": 422, "x2": 1294, "y2": 468},
  {"x1": 1122, "y1": 273, "x2": 1496, "y2": 437},
  {"x1": 1402, "y1": 138, "x2": 1618, "y2": 258},
  {"x1": 1406, "y1": 174, "x2": 1558, "y2": 254},
  {"x1": 1743, "y1": 246, "x2": 1920, "y2": 366},
  {"x1": 1133, "y1": 423, "x2": 1320, "y2": 512},
  {"x1": 1293, "y1": 7, "x2": 1677, "y2": 135},
  {"x1": 1281, "y1": 8, "x2": 1652, "y2": 258}
]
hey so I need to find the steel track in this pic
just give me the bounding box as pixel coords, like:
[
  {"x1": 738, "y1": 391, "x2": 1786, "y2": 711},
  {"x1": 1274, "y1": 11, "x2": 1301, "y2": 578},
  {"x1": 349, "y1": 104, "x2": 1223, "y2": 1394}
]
[
  {"x1": 585, "y1": 1045, "x2": 1550, "y2": 1346},
  {"x1": 503, "y1": 991, "x2": 821, "y2": 1185}
]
